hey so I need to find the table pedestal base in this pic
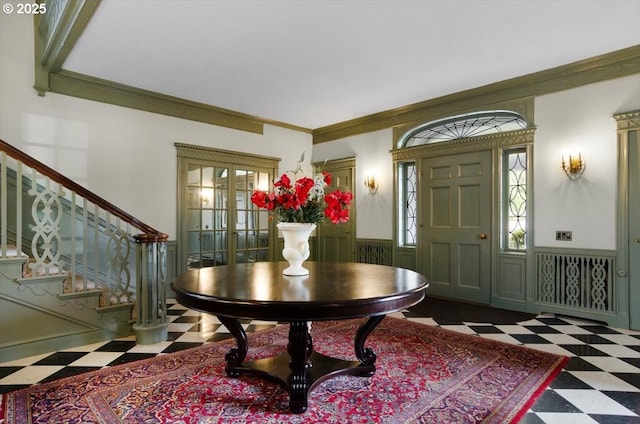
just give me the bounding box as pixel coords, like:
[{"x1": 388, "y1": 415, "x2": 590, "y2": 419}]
[{"x1": 219, "y1": 315, "x2": 384, "y2": 413}]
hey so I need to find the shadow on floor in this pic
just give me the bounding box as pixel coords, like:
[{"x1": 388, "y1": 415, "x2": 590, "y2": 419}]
[{"x1": 405, "y1": 297, "x2": 536, "y2": 325}]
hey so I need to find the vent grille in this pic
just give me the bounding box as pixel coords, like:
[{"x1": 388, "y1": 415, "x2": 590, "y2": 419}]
[
  {"x1": 356, "y1": 239, "x2": 392, "y2": 265},
  {"x1": 536, "y1": 251, "x2": 615, "y2": 314}
]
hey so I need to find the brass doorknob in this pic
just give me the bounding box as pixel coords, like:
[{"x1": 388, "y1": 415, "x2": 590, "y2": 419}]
[
  {"x1": 480, "y1": 233, "x2": 488, "y2": 240},
  {"x1": 635, "y1": 238, "x2": 640, "y2": 243}
]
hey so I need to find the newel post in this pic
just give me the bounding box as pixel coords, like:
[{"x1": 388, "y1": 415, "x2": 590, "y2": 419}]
[{"x1": 133, "y1": 233, "x2": 169, "y2": 344}]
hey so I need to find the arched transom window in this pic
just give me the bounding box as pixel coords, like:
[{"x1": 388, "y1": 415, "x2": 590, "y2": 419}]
[
  {"x1": 399, "y1": 110, "x2": 528, "y2": 148},
  {"x1": 396, "y1": 110, "x2": 530, "y2": 251}
]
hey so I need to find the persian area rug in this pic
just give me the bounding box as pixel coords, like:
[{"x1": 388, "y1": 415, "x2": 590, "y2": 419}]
[{"x1": 1, "y1": 317, "x2": 567, "y2": 424}]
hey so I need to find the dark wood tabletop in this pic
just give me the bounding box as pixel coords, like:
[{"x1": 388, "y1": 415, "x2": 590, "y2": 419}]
[{"x1": 171, "y1": 261, "x2": 428, "y2": 321}]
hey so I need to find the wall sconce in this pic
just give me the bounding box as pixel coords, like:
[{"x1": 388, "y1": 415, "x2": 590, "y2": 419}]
[
  {"x1": 364, "y1": 175, "x2": 378, "y2": 194},
  {"x1": 561, "y1": 153, "x2": 585, "y2": 179},
  {"x1": 200, "y1": 189, "x2": 213, "y2": 205}
]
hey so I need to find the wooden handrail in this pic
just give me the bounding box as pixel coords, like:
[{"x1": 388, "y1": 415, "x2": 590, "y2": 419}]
[{"x1": 1, "y1": 139, "x2": 164, "y2": 236}]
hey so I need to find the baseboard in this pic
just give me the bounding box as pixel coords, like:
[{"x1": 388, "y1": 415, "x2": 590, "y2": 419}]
[{"x1": 0, "y1": 328, "x2": 120, "y2": 363}]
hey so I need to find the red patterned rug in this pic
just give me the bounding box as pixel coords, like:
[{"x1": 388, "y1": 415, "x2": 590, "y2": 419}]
[{"x1": 2, "y1": 317, "x2": 567, "y2": 423}]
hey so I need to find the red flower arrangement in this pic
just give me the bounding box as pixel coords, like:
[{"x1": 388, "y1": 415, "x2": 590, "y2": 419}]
[{"x1": 251, "y1": 162, "x2": 352, "y2": 224}]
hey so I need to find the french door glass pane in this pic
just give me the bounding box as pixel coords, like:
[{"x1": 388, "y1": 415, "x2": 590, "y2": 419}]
[{"x1": 185, "y1": 164, "x2": 270, "y2": 269}]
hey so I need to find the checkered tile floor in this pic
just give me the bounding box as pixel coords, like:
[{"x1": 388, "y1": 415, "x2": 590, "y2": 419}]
[{"x1": 1, "y1": 299, "x2": 639, "y2": 423}]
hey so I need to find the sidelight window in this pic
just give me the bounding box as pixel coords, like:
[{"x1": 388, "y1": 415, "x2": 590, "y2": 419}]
[
  {"x1": 502, "y1": 148, "x2": 527, "y2": 250},
  {"x1": 398, "y1": 162, "x2": 417, "y2": 246}
]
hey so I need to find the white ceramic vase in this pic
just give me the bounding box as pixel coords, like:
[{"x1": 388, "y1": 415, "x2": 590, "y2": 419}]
[{"x1": 277, "y1": 222, "x2": 316, "y2": 276}]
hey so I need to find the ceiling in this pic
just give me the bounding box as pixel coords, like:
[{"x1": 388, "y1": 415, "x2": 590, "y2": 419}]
[{"x1": 62, "y1": 0, "x2": 640, "y2": 130}]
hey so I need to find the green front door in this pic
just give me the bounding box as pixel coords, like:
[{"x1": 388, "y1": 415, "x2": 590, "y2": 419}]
[{"x1": 422, "y1": 151, "x2": 492, "y2": 304}]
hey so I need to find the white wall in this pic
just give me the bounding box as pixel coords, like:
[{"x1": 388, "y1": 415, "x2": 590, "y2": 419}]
[
  {"x1": 315, "y1": 76, "x2": 640, "y2": 248},
  {"x1": 534, "y1": 75, "x2": 640, "y2": 250},
  {"x1": 0, "y1": 12, "x2": 312, "y2": 239},
  {"x1": 312, "y1": 128, "x2": 395, "y2": 240}
]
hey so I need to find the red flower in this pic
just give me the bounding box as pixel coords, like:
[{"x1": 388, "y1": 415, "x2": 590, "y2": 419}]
[
  {"x1": 250, "y1": 190, "x2": 268, "y2": 208},
  {"x1": 295, "y1": 177, "x2": 315, "y2": 201},
  {"x1": 250, "y1": 167, "x2": 352, "y2": 224},
  {"x1": 274, "y1": 173, "x2": 291, "y2": 189},
  {"x1": 322, "y1": 171, "x2": 331, "y2": 185},
  {"x1": 324, "y1": 190, "x2": 352, "y2": 224}
]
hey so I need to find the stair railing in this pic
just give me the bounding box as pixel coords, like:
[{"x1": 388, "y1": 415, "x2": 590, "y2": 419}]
[{"x1": 0, "y1": 139, "x2": 168, "y2": 344}]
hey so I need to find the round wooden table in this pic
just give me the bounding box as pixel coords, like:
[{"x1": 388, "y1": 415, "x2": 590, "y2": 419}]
[{"x1": 171, "y1": 261, "x2": 428, "y2": 413}]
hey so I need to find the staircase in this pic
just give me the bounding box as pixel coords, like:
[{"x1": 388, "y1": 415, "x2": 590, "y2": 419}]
[{"x1": 0, "y1": 139, "x2": 168, "y2": 362}]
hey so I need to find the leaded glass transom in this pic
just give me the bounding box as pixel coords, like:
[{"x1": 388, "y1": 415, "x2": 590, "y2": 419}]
[{"x1": 400, "y1": 111, "x2": 527, "y2": 148}]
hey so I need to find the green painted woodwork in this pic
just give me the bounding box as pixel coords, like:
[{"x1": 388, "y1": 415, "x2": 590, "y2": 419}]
[
  {"x1": 421, "y1": 151, "x2": 492, "y2": 304},
  {"x1": 533, "y1": 247, "x2": 620, "y2": 327},
  {"x1": 175, "y1": 143, "x2": 279, "y2": 275},
  {"x1": 396, "y1": 247, "x2": 416, "y2": 271},
  {"x1": 616, "y1": 111, "x2": 640, "y2": 330},
  {"x1": 316, "y1": 46, "x2": 640, "y2": 144},
  {"x1": 393, "y1": 130, "x2": 535, "y2": 309},
  {"x1": 496, "y1": 254, "x2": 527, "y2": 307},
  {"x1": 32, "y1": 1, "x2": 309, "y2": 134},
  {"x1": 314, "y1": 159, "x2": 356, "y2": 263},
  {"x1": 355, "y1": 239, "x2": 393, "y2": 265},
  {"x1": 49, "y1": 71, "x2": 269, "y2": 134},
  {"x1": 33, "y1": 0, "x2": 101, "y2": 96},
  {"x1": 629, "y1": 128, "x2": 639, "y2": 330}
]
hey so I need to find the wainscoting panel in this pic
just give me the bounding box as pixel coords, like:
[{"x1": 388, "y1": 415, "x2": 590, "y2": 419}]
[
  {"x1": 534, "y1": 248, "x2": 617, "y2": 324},
  {"x1": 496, "y1": 254, "x2": 526, "y2": 304},
  {"x1": 395, "y1": 247, "x2": 416, "y2": 271}
]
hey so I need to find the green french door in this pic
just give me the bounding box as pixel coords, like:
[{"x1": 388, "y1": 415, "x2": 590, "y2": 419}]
[
  {"x1": 183, "y1": 164, "x2": 271, "y2": 270},
  {"x1": 421, "y1": 151, "x2": 492, "y2": 303},
  {"x1": 176, "y1": 144, "x2": 277, "y2": 274},
  {"x1": 316, "y1": 161, "x2": 355, "y2": 263}
]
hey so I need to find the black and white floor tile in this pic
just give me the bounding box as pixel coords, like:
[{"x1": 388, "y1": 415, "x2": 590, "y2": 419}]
[{"x1": 1, "y1": 299, "x2": 639, "y2": 423}]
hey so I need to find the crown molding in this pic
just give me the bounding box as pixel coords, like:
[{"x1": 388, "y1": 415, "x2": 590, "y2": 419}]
[
  {"x1": 33, "y1": 0, "x2": 312, "y2": 135},
  {"x1": 47, "y1": 70, "x2": 312, "y2": 134},
  {"x1": 314, "y1": 45, "x2": 640, "y2": 144},
  {"x1": 49, "y1": 70, "x2": 316, "y2": 134},
  {"x1": 175, "y1": 142, "x2": 280, "y2": 168},
  {"x1": 614, "y1": 110, "x2": 640, "y2": 130},
  {"x1": 32, "y1": 2, "x2": 638, "y2": 140},
  {"x1": 313, "y1": 157, "x2": 356, "y2": 171},
  {"x1": 49, "y1": 70, "x2": 267, "y2": 134}
]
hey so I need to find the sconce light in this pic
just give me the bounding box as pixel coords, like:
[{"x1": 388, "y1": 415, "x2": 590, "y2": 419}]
[
  {"x1": 200, "y1": 189, "x2": 213, "y2": 205},
  {"x1": 561, "y1": 153, "x2": 585, "y2": 179},
  {"x1": 364, "y1": 175, "x2": 378, "y2": 194}
]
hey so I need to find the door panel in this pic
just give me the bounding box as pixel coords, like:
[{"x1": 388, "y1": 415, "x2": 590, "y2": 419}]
[
  {"x1": 317, "y1": 167, "x2": 354, "y2": 263},
  {"x1": 431, "y1": 186, "x2": 451, "y2": 227},
  {"x1": 430, "y1": 242, "x2": 451, "y2": 282},
  {"x1": 459, "y1": 184, "x2": 480, "y2": 227},
  {"x1": 422, "y1": 151, "x2": 492, "y2": 303},
  {"x1": 459, "y1": 243, "x2": 481, "y2": 289}
]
